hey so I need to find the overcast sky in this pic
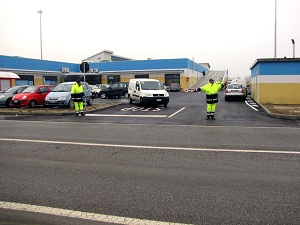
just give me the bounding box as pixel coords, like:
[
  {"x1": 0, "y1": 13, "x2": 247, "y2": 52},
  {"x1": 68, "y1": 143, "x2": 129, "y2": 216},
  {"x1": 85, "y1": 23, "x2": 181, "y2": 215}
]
[{"x1": 0, "y1": 0, "x2": 299, "y2": 78}]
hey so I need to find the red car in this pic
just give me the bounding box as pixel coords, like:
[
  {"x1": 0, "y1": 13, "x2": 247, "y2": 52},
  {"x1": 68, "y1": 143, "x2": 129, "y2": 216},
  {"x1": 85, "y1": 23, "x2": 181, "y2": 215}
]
[{"x1": 12, "y1": 85, "x2": 55, "y2": 107}]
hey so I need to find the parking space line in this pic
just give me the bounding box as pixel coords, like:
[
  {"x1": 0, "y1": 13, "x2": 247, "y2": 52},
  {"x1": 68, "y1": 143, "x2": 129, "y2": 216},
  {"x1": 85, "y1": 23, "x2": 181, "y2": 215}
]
[
  {"x1": 245, "y1": 100, "x2": 259, "y2": 111},
  {"x1": 168, "y1": 107, "x2": 185, "y2": 118},
  {"x1": 86, "y1": 114, "x2": 167, "y2": 118}
]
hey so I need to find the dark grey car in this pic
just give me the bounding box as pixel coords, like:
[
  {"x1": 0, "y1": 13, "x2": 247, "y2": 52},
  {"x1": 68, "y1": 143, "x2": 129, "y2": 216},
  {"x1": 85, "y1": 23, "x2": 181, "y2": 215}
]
[{"x1": 0, "y1": 85, "x2": 29, "y2": 107}]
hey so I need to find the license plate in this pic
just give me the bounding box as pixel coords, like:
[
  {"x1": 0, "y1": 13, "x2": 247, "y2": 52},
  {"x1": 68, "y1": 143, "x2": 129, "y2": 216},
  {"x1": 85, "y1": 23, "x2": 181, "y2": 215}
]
[{"x1": 156, "y1": 99, "x2": 162, "y2": 101}]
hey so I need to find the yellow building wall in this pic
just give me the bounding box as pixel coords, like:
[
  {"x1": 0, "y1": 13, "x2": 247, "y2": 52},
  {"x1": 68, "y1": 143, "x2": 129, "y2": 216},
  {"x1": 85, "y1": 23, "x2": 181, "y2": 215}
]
[
  {"x1": 34, "y1": 77, "x2": 43, "y2": 85},
  {"x1": 258, "y1": 83, "x2": 300, "y2": 104}
]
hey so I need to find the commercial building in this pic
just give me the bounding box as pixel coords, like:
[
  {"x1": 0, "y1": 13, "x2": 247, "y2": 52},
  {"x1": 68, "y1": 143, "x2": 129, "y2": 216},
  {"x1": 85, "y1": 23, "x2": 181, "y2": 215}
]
[
  {"x1": 0, "y1": 50, "x2": 209, "y2": 91},
  {"x1": 250, "y1": 58, "x2": 300, "y2": 104}
]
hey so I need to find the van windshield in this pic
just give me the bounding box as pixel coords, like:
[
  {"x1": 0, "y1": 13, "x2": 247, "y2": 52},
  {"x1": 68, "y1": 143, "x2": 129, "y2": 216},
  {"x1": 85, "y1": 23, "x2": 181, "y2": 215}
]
[{"x1": 141, "y1": 81, "x2": 164, "y2": 90}]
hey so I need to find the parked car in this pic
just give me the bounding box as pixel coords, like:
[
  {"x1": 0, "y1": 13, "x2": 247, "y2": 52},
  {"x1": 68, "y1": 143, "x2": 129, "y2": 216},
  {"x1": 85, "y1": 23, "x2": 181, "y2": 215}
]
[
  {"x1": 89, "y1": 85, "x2": 98, "y2": 99},
  {"x1": 90, "y1": 84, "x2": 110, "y2": 98},
  {"x1": 11, "y1": 85, "x2": 55, "y2": 107},
  {"x1": 45, "y1": 81, "x2": 93, "y2": 108},
  {"x1": 224, "y1": 83, "x2": 247, "y2": 101},
  {"x1": 0, "y1": 85, "x2": 29, "y2": 107},
  {"x1": 169, "y1": 83, "x2": 181, "y2": 92},
  {"x1": 99, "y1": 82, "x2": 129, "y2": 99}
]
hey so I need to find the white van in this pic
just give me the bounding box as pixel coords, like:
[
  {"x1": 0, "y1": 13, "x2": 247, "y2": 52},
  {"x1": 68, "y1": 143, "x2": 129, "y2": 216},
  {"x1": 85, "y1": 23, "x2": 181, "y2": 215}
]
[{"x1": 128, "y1": 79, "x2": 169, "y2": 107}]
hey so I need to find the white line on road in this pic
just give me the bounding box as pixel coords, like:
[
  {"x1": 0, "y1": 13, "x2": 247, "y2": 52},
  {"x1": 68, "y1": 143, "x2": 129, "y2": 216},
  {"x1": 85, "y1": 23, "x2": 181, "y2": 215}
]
[
  {"x1": 245, "y1": 100, "x2": 259, "y2": 111},
  {"x1": 85, "y1": 114, "x2": 167, "y2": 118},
  {"x1": 0, "y1": 201, "x2": 188, "y2": 225},
  {"x1": 1, "y1": 138, "x2": 299, "y2": 155},
  {"x1": 168, "y1": 107, "x2": 185, "y2": 118}
]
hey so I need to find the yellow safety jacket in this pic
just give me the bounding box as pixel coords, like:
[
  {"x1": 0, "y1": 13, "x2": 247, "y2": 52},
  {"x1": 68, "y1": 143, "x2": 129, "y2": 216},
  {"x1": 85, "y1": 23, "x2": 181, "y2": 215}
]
[
  {"x1": 199, "y1": 82, "x2": 223, "y2": 104},
  {"x1": 71, "y1": 83, "x2": 84, "y2": 102}
]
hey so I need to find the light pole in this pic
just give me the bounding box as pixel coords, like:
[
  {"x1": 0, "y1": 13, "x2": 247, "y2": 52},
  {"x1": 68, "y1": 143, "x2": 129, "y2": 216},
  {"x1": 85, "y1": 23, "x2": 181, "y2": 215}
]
[
  {"x1": 274, "y1": 0, "x2": 277, "y2": 58},
  {"x1": 37, "y1": 10, "x2": 43, "y2": 60},
  {"x1": 291, "y1": 39, "x2": 295, "y2": 58}
]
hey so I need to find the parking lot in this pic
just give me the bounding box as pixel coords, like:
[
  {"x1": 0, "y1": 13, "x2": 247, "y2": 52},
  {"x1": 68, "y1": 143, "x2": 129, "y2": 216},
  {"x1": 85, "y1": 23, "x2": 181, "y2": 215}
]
[{"x1": 1, "y1": 91, "x2": 299, "y2": 128}]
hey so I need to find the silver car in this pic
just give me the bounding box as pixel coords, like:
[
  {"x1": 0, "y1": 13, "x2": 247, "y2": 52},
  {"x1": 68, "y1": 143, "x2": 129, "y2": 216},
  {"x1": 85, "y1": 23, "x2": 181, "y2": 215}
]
[
  {"x1": 45, "y1": 81, "x2": 93, "y2": 108},
  {"x1": 224, "y1": 83, "x2": 247, "y2": 101},
  {"x1": 0, "y1": 85, "x2": 29, "y2": 107}
]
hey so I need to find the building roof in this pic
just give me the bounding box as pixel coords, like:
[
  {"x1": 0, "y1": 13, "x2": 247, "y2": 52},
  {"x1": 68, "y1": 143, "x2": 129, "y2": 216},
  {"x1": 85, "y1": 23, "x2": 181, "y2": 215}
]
[
  {"x1": 82, "y1": 50, "x2": 134, "y2": 62},
  {"x1": 250, "y1": 58, "x2": 300, "y2": 70}
]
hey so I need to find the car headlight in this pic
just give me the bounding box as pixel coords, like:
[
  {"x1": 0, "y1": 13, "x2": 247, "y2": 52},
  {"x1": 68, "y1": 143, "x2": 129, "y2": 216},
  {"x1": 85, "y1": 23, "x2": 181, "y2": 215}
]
[
  {"x1": 165, "y1": 91, "x2": 169, "y2": 97},
  {"x1": 22, "y1": 95, "x2": 27, "y2": 99},
  {"x1": 143, "y1": 92, "x2": 152, "y2": 97},
  {"x1": 58, "y1": 96, "x2": 67, "y2": 100},
  {"x1": 0, "y1": 95, "x2": 5, "y2": 99},
  {"x1": 45, "y1": 96, "x2": 49, "y2": 100}
]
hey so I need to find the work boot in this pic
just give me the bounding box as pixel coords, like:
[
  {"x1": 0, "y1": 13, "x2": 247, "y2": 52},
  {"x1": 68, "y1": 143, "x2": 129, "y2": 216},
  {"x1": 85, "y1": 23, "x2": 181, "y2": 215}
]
[
  {"x1": 206, "y1": 115, "x2": 210, "y2": 120},
  {"x1": 75, "y1": 112, "x2": 79, "y2": 116},
  {"x1": 211, "y1": 115, "x2": 215, "y2": 120}
]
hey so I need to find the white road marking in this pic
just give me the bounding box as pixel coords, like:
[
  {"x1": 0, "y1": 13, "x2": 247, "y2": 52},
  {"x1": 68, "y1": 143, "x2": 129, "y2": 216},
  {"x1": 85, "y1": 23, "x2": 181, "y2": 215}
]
[
  {"x1": 0, "y1": 138, "x2": 299, "y2": 155},
  {"x1": 168, "y1": 107, "x2": 185, "y2": 118},
  {"x1": 245, "y1": 100, "x2": 259, "y2": 111},
  {"x1": 85, "y1": 114, "x2": 167, "y2": 118},
  {"x1": 0, "y1": 201, "x2": 188, "y2": 225}
]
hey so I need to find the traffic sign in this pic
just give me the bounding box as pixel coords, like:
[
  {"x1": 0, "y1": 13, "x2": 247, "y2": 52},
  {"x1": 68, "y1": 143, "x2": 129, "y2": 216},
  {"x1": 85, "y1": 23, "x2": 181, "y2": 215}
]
[{"x1": 80, "y1": 62, "x2": 90, "y2": 73}]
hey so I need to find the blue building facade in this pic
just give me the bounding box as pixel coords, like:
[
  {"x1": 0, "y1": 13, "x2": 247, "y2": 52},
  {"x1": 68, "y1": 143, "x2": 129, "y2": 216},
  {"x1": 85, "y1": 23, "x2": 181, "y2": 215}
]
[{"x1": 0, "y1": 54, "x2": 208, "y2": 90}]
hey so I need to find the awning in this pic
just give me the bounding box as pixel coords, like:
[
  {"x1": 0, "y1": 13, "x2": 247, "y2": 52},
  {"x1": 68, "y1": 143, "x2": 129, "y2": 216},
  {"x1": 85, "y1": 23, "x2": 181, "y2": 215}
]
[{"x1": 0, "y1": 71, "x2": 20, "y2": 79}]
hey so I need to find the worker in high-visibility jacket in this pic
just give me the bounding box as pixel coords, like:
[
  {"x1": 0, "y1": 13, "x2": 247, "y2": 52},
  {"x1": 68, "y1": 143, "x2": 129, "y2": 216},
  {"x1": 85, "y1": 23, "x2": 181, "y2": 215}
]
[
  {"x1": 71, "y1": 79, "x2": 85, "y2": 116},
  {"x1": 195, "y1": 78, "x2": 224, "y2": 120}
]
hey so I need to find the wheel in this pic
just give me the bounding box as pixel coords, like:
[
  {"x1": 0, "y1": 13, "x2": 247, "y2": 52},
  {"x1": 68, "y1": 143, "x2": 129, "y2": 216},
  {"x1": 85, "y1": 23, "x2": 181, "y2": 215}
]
[
  {"x1": 87, "y1": 97, "x2": 93, "y2": 106},
  {"x1": 225, "y1": 97, "x2": 228, "y2": 101},
  {"x1": 69, "y1": 99, "x2": 74, "y2": 108},
  {"x1": 100, "y1": 92, "x2": 107, "y2": 99},
  {"x1": 140, "y1": 97, "x2": 144, "y2": 106},
  {"x1": 129, "y1": 96, "x2": 133, "y2": 104},
  {"x1": 5, "y1": 98, "x2": 12, "y2": 107},
  {"x1": 164, "y1": 103, "x2": 168, "y2": 107},
  {"x1": 124, "y1": 92, "x2": 129, "y2": 99},
  {"x1": 28, "y1": 100, "x2": 36, "y2": 108}
]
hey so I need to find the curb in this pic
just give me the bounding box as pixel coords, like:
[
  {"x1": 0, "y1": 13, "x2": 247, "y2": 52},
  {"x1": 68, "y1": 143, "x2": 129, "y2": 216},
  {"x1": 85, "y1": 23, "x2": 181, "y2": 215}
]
[
  {"x1": 258, "y1": 102, "x2": 300, "y2": 120},
  {"x1": 0, "y1": 102, "x2": 121, "y2": 116}
]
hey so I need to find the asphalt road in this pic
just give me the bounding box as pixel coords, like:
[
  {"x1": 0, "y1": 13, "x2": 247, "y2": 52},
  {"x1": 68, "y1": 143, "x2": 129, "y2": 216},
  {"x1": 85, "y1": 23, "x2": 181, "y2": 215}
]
[{"x1": 1, "y1": 91, "x2": 300, "y2": 224}]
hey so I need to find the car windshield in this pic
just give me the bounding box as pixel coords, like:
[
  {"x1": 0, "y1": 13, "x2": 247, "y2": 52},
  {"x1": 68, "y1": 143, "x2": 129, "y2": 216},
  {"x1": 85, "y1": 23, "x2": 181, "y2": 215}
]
[
  {"x1": 228, "y1": 84, "x2": 242, "y2": 89},
  {"x1": 52, "y1": 83, "x2": 72, "y2": 92},
  {"x1": 141, "y1": 81, "x2": 164, "y2": 90},
  {"x1": 3, "y1": 86, "x2": 19, "y2": 93},
  {"x1": 23, "y1": 86, "x2": 37, "y2": 93}
]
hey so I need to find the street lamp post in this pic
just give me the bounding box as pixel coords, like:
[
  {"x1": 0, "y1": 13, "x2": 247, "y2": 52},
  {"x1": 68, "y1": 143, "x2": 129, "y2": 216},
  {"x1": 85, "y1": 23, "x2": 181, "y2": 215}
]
[
  {"x1": 274, "y1": 0, "x2": 277, "y2": 58},
  {"x1": 37, "y1": 10, "x2": 43, "y2": 60},
  {"x1": 292, "y1": 39, "x2": 295, "y2": 58}
]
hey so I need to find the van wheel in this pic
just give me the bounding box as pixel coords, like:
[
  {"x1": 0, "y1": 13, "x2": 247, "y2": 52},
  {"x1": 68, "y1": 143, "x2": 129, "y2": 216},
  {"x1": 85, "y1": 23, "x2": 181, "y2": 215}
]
[
  {"x1": 140, "y1": 97, "x2": 144, "y2": 106},
  {"x1": 129, "y1": 96, "x2": 133, "y2": 104},
  {"x1": 164, "y1": 103, "x2": 168, "y2": 107},
  {"x1": 28, "y1": 100, "x2": 36, "y2": 108}
]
